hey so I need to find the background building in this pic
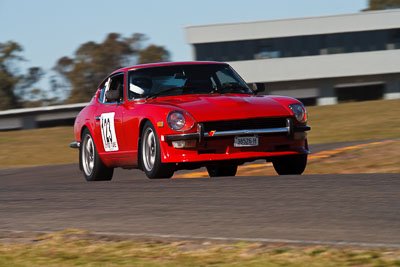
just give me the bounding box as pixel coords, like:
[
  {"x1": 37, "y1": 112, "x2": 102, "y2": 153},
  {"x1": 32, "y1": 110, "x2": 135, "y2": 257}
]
[{"x1": 185, "y1": 10, "x2": 400, "y2": 105}]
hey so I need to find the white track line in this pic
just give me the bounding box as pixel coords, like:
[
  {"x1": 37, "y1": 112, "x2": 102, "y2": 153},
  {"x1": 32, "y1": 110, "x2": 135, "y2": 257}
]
[{"x1": 2, "y1": 230, "x2": 400, "y2": 248}]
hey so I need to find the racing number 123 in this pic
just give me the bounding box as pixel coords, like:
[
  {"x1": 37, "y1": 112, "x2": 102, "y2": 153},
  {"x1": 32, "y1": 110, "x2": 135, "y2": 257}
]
[
  {"x1": 100, "y1": 112, "x2": 119, "y2": 152},
  {"x1": 102, "y1": 117, "x2": 113, "y2": 143}
]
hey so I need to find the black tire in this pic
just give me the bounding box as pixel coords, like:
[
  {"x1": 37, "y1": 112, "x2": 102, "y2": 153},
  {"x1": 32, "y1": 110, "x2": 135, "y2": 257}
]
[
  {"x1": 140, "y1": 121, "x2": 174, "y2": 179},
  {"x1": 207, "y1": 165, "x2": 238, "y2": 177},
  {"x1": 272, "y1": 154, "x2": 307, "y2": 175},
  {"x1": 80, "y1": 128, "x2": 114, "y2": 181}
]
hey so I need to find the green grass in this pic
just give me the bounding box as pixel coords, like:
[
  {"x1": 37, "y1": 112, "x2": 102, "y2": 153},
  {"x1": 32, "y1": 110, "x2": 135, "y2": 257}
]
[
  {"x1": 307, "y1": 99, "x2": 400, "y2": 144},
  {"x1": 199, "y1": 139, "x2": 400, "y2": 177},
  {"x1": 304, "y1": 139, "x2": 400, "y2": 174},
  {"x1": 0, "y1": 99, "x2": 399, "y2": 167},
  {"x1": 0, "y1": 126, "x2": 77, "y2": 167},
  {"x1": 0, "y1": 230, "x2": 399, "y2": 267}
]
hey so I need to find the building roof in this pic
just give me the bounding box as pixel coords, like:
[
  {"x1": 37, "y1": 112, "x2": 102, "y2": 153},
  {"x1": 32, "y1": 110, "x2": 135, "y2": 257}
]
[{"x1": 186, "y1": 9, "x2": 400, "y2": 44}]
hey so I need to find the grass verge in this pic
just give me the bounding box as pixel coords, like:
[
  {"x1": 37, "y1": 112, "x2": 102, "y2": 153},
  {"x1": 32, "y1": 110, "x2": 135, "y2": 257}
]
[
  {"x1": 238, "y1": 138, "x2": 400, "y2": 177},
  {"x1": 0, "y1": 127, "x2": 77, "y2": 167},
  {"x1": 306, "y1": 99, "x2": 400, "y2": 144},
  {"x1": 305, "y1": 139, "x2": 400, "y2": 175},
  {"x1": 0, "y1": 230, "x2": 399, "y2": 267},
  {"x1": 174, "y1": 139, "x2": 400, "y2": 178},
  {"x1": 0, "y1": 99, "x2": 399, "y2": 167}
]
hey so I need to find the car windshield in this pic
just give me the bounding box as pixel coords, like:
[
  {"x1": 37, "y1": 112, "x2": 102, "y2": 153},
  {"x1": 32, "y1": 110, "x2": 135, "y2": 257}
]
[{"x1": 127, "y1": 64, "x2": 253, "y2": 100}]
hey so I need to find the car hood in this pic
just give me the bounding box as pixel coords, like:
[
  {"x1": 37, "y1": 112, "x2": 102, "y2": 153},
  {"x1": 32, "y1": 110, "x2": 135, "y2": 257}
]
[{"x1": 149, "y1": 94, "x2": 291, "y2": 122}]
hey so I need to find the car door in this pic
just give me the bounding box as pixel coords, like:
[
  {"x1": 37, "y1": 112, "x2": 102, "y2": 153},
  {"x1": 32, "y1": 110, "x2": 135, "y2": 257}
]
[{"x1": 94, "y1": 73, "x2": 127, "y2": 164}]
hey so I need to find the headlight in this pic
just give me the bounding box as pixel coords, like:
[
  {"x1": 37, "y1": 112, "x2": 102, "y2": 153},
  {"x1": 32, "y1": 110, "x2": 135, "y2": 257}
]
[
  {"x1": 289, "y1": 103, "x2": 307, "y2": 123},
  {"x1": 167, "y1": 110, "x2": 195, "y2": 131}
]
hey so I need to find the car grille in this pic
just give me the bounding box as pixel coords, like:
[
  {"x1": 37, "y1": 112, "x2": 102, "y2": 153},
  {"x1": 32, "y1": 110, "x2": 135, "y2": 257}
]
[{"x1": 202, "y1": 117, "x2": 287, "y2": 132}]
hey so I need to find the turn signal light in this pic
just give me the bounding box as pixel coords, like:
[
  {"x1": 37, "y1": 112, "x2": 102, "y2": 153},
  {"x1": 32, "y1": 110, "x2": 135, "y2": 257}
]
[{"x1": 172, "y1": 140, "x2": 196, "y2": 149}]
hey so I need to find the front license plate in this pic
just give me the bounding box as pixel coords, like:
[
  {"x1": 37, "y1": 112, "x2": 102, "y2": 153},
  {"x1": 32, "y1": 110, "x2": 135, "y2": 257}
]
[{"x1": 234, "y1": 135, "x2": 259, "y2": 147}]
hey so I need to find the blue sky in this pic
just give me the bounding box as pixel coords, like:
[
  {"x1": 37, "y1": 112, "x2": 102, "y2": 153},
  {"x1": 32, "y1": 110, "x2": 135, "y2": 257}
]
[{"x1": 0, "y1": 0, "x2": 367, "y2": 91}]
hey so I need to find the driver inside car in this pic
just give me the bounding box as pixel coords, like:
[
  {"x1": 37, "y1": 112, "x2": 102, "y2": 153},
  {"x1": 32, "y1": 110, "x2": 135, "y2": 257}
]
[{"x1": 129, "y1": 77, "x2": 152, "y2": 99}]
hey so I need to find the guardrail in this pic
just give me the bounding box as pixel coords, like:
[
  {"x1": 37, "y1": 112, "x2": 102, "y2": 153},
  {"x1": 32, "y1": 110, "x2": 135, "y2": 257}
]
[{"x1": 0, "y1": 103, "x2": 88, "y2": 131}]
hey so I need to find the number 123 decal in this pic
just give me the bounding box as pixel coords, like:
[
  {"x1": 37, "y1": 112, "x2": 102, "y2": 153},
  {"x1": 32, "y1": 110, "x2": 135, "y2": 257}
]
[{"x1": 100, "y1": 112, "x2": 119, "y2": 152}]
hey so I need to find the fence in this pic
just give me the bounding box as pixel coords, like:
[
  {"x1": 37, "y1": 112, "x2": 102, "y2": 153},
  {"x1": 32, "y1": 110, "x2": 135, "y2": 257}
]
[{"x1": 0, "y1": 103, "x2": 88, "y2": 131}]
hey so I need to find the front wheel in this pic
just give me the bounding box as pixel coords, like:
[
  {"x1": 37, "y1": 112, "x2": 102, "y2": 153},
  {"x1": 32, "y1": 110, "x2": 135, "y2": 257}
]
[
  {"x1": 272, "y1": 154, "x2": 307, "y2": 175},
  {"x1": 80, "y1": 128, "x2": 114, "y2": 181},
  {"x1": 141, "y1": 121, "x2": 174, "y2": 179},
  {"x1": 207, "y1": 165, "x2": 238, "y2": 177}
]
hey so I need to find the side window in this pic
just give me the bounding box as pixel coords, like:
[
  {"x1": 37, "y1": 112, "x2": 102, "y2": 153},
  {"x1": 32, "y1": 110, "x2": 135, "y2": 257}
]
[
  {"x1": 103, "y1": 73, "x2": 124, "y2": 103},
  {"x1": 98, "y1": 83, "x2": 107, "y2": 103}
]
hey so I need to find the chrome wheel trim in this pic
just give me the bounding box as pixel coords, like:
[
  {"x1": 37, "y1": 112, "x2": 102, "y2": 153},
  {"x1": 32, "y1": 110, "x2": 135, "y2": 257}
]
[
  {"x1": 142, "y1": 127, "x2": 156, "y2": 172},
  {"x1": 82, "y1": 135, "x2": 95, "y2": 176}
]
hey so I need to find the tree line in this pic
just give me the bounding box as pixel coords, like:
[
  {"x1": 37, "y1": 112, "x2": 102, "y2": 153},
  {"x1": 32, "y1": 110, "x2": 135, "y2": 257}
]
[
  {"x1": 364, "y1": 0, "x2": 400, "y2": 10},
  {"x1": 1, "y1": 0, "x2": 399, "y2": 110},
  {"x1": 0, "y1": 33, "x2": 169, "y2": 110}
]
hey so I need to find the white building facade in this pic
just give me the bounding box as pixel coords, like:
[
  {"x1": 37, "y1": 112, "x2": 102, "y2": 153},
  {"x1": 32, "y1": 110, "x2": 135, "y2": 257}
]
[{"x1": 185, "y1": 10, "x2": 400, "y2": 105}]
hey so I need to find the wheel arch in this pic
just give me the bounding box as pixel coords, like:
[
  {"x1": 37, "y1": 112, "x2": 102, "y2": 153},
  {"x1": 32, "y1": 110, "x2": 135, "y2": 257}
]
[
  {"x1": 137, "y1": 118, "x2": 151, "y2": 170},
  {"x1": 79, "y1": 123, "x2": 97, "y2": 171},
  {"x1": 80, "y1": 124, "x2": 89, "y2": 138}
]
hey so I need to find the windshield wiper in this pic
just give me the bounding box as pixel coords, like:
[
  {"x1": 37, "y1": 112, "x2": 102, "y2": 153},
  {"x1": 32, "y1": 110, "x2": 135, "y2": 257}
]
[{"x1": 146, "y1": 86, "x2": 194, "y2": 100}]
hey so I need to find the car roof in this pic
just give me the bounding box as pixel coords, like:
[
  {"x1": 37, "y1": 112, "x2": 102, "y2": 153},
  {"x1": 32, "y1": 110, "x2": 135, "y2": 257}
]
[{"x1": 110, "y1": 61, "x2": 228, "y2": 75}]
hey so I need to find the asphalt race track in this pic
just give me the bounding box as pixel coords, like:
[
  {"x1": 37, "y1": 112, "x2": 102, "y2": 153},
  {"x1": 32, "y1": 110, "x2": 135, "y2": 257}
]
[{"x1": 0, "y1": 163, "x2": 399, "y2": 247}]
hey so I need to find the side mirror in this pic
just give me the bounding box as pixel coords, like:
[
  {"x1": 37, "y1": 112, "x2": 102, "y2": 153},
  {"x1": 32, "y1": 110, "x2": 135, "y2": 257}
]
[
  {"x1": 105, "y1": 90, "x2": 120, "y2": 102},
  {"x1": 252, "y1": 83, "x2": 265, "y2": 94}
]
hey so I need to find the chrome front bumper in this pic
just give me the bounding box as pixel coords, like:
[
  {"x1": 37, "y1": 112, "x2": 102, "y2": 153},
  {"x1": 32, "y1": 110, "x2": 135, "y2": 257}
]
[{"x1": 165, "y1": 118, "x2": 310, "y2": 142}]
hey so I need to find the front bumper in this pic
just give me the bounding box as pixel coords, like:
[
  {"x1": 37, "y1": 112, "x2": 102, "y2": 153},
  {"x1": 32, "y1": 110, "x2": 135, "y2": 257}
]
[
  {"x1": 160, "y1": 120, "x2": 311, "y2": 164},
  {"x1": 164, "y1": 118, "x2": 310, "y2": 142}
]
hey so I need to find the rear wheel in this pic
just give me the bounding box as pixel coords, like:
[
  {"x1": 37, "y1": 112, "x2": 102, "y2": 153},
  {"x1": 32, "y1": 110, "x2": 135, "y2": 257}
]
[
  {"x1": 80, "y1": 128, "x2": 114, "y2": 181},
  {"x1": 141, "y1": 121, "x2": 174, "y2": 179},
  {"x1": 272, "y1": 154, "x2": 307, "y2": 175},
  {"x1": 207, "y1": 165, "x2": 238, "y2": 177}
]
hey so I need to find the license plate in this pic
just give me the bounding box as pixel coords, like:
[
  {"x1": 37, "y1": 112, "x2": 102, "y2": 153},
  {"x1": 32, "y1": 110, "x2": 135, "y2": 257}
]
[{"x1": 234, "y1": 135, "x2": 259, "y2": 147}]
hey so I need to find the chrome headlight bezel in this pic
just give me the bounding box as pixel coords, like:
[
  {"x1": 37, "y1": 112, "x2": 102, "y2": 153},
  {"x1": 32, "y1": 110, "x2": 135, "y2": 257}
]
[
  {"x1": 167, "y1": 110, "x2": 195, "y2": 132},
  {"x1": 289, "y1": 103, "x2": 307, "y2": 123}
]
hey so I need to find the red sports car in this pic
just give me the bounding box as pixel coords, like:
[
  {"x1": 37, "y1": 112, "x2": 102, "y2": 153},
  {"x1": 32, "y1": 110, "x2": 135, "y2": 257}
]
[{"x1": 70, "y1": 61, "x2": 310, "y2": 181}]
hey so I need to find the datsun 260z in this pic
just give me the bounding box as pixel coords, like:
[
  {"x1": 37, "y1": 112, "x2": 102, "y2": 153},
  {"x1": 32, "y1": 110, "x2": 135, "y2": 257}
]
[{"x1": 70, "y1": 61, "x2": 310, "y2": 180}]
